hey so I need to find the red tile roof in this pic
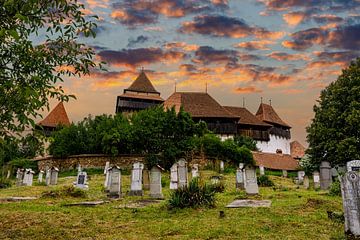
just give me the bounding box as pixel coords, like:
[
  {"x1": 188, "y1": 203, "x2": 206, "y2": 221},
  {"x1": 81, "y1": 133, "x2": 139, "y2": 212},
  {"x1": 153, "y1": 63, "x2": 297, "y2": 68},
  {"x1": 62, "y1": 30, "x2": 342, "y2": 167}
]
[
  {"x1": 120, "y1": 93, "x2": 164, "y2": 101},
  {"x1": 290, "y1": 141, "x2": 306, "y2": 159},
  {"x1": 253, "y1": 151, "x2": 299, "y2": 170},
  {"x1": 224, "y1": 106, "x2": 272, "y2": 127},
  {"x1": 255, "y1": 103, "x2": 291, "y2": 128},
  {"x1": 125, "y1": 71, "x2": 160, "y2": 94},
  {"x1": 37, "y1": 102, "x2": 70, "y2": 128},
  {"x1": 164, "y1": 92, "x2": 239, "y2": 119}
]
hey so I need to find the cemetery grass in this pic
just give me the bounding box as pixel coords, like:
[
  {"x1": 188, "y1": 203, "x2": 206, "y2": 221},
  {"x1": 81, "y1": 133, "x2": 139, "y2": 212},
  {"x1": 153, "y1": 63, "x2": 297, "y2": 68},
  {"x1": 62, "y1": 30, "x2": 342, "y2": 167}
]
[{"x1": 0, "y1": 171, "x2": 344, "y2": 240}]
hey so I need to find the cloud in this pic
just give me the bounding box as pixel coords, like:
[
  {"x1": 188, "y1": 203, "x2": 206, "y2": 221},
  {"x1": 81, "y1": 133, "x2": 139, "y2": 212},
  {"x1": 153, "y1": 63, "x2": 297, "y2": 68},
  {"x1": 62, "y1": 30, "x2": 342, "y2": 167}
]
[
  {"x1": 282, "y1": 27, "x2": 328, "y2": 50},
  {"x1": 97, "y1": 47, "x2": 187, "y2": 68},
  {"x1": 234, "y1": 86, "x2": 263, "y2": 93},
  {"x1": 111, "y1": 9, "x2": 158, "y2": 26},
  {"x1": 234, "y1": 40, "x2": 274, "y2": 51},
  {"x1": 179, "y1": 15, "x2": 284, "y2": 39},
  {"x1": 267, "y1": 52, "x2": 310, "y2": 61},
  {"x1": 328, "y1": 24, "x2": 360, "y2": 50},
  {"x1": 281, "y1": 89, "x2": 304, "y2": 94},
  {"x1": 127, "y1": 35, "x2": 149, "y2": 48},
  {"x1": 283, "y1": 11, "x2": 310, "y2": 26},
  {"x1": 314, "y1": 51, "x2": 358, "y2": 62},
  {"x1": 164, "y1": 42, "x2": 199, "y2": 51}
]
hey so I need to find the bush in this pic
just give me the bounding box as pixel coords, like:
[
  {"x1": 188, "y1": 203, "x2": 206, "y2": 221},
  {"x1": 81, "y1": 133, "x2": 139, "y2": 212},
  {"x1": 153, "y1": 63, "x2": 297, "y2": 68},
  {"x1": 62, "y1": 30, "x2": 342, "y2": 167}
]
[
  {"x1": 168, "y1": 179, "x2": 216, "y2": 209},
  {"x1": 209, "y1": 181, "x2": 225, "y2": 193},
  {"x1": 8, "y1": 158, "x2": 38, "y2": 172},
  {"x1": 329, "y1": 180, "x2": 341, "y2": 196},
  {"x1": 0, "y1": 178, "x2": 12, "y2": 189},
  {"x1": 41, "y1": 186, "x2": 87, "y2": 198},
  {"x1": 257, "y1": 175, "x2": 275, "y2": 187}
]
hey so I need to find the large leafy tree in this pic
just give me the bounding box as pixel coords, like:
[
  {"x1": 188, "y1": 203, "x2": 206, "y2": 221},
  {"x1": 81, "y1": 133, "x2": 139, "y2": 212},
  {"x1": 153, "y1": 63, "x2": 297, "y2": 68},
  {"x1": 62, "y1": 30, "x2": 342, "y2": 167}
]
[
  {"x1": 0, "y1": 0, "x2": 99, "y2": 140},
  {"x1": 306, "y1": 58, "x2": 360, "y2": 168}
]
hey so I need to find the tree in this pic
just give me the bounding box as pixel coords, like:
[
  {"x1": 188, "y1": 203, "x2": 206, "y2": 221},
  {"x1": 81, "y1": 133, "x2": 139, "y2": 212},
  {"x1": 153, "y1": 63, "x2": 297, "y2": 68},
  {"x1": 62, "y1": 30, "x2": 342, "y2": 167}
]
[
  {"x1": 234, "y1": 135, "x2": 258, "y2": 151},
  {"x1": 306, "y1": 58, "x2": 360, "y2": 168},
  {"x1": 0, "y1": 0, "x2": 100, "y2": 140}
]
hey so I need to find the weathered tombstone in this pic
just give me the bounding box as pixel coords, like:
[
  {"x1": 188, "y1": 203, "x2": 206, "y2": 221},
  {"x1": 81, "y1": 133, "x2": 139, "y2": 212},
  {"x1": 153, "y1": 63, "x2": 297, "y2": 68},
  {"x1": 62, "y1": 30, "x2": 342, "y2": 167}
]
[
  {"x1": 49, "y1": 167, "x2": 59, "y2": 185},
  {"x1": 104, "y1": 167, "x2": 110, "y2": 190},
  {"x1": 150, "y1": 165, "x2": 164, "y2": 199},
  {"x1": 297, "y1": 171, "x2": 305, "y2": 184},
  {"x1": 346, "y1": 160, "x2": 360, "y2": 172},
  {"x1": 108, "y1": 166, "x2": 121, "y2": 198},
  {"x1": 170, "y1": 163, "x2": 178, "y2": 190},
  {"x1": 313, "y1": 171, "x2": 320, "y2": 189},
  {"x1": 75, "y1": 171, "x2": 88, "y2": 189},
  {"x1": 45, "y1": 166, "x2": 51, "y2": 185},
  {"x1": 244, "y1": 165, "x2": 259, "y2": 195},
  {"x1": 236, "y1": 168, "x2": 244, "y2": 190},
  {"x1": 220, "y1": 160, "x2": 224, "y2": 172},
  {"x1": 16, "y1": 169, "x2": 24, "y2": 186},
  {"x1": 191, "y1": 164, "x2": 199, "y2": 179},
  {"x1": 142, "y1": 169, "x2": 150, "y2": 190},
  {"x1": 77, "y1": 164, "x2": 82, "y2": 173},
  {"x1": 303, "y1": 176, "x2": 310, "y2": 189},
  {"x1": 340, "y1": 171, "x2": 360, "y2": 237},
  {"x1": 6, "y1": 170, "x2": 11, "y2": 179},
  {"x1": 38, "y1": 170, "x2": 44, "y2": 183},
  {"x1": 177, "y1": 159, "x2": 188, "y2": 188},
  {"x1": 320, "y1": 161, "x2": 332, "y2": 190},
  {"x1": 22, "y1": 169, "x2": 35, "y2": 186},
  {"x1": 104, "y1": 161, "x2": 110, "y2": 175},
  {"x1": 259, "y1": 165, "x2": 265, "y2": 176},
  {"x1": 282, "y1": 170, "x2": 288, "y2": 178},
  {"x1": 129, "y1": 162, "x2": 144, "y2": 196}
]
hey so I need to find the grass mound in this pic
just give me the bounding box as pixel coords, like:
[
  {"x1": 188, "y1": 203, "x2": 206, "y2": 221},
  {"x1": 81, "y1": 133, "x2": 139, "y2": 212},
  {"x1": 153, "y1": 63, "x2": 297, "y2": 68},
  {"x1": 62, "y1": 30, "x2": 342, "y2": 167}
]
[{"x1": 41, "y1": 186, "x2": 86, "y2": 198}]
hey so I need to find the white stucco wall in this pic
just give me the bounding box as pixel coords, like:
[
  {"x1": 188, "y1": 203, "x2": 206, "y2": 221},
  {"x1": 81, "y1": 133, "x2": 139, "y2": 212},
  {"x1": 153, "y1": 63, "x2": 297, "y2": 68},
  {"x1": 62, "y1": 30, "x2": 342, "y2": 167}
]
[
  {"x1": 218, "y1": 134, "x2": 234, "y2": 141},
  {"x1": 256, "y1": 134, "x2": 291, "y2": 154}
]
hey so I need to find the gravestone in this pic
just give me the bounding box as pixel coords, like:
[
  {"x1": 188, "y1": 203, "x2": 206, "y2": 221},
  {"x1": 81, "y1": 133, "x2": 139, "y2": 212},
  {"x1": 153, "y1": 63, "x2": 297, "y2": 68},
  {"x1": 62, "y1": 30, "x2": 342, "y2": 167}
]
[
  {"x1": 297, "y1": 171, "x2": 305, "y2": 184},
  {"x1": 236, "y1": 168, "x2": 244, "y2": 190},
  {"x1": 49, "y1": 167, "x2": 59, "y2": 185},
  {"x1": 347, "y1": 160, "x2": 360, "y2": 172},
  {"x1": 220, "y1": 161, "x2": 224, "y2": 172},
  {"x1": 340, "y1": 171, "x2": 360, "y2": 237},
  {"x1": 313, "y1": 171, "x2": 320, "y2": 189},
  {"x1": 143, "y1": 169, "x2": 150, "y2": 190},
  {"x1": 244, "y1": 165, "x2": 259, "y2": 195},
  {"x1": 45, "y1": 166, "x2": 51, "y2": 185},
  {"x1": 104, "y1": 161, "x2": 110, "y2": 175},
  {"x1": 75, "y1": 171, "x2": 88, "y2": 189},
  {"x1": 282, "y1": 170, "x2": 288, "y2": 178},
  {"x1": 104, "y1": 166, "x2": 110, "y2": 190},
  {"x1": 77, "y1": 164, "x2": 82, "y2": 173},
  {"x1": 38, "y1": 170, "x2": 44, "y2": 183},
  {"x1": 22, "y1": 169, "x2": 34, "y2": 186},
  {"x1": 170, "y1": 163, "x2": 178, "y2": 190},
  {"x1": 303, "y1": 176, "x2": 310, "y2": 189},
  {"x1": 108, "y1": 166, "x2": 121, "y2": 198},
  {"x1": 150, "y1": 165, "x2": 164, "y2": 199},
  {"x1": 320, "y1": 161, "x2": 332, "y2": 190},
  {"x1": 191, "y1": 164, "x2": 199, "y2": 179},
  {"x1": 129, "y1": 162, "x2": 144, "y2": 196},
  {"x1": 6, "y1": 170, "x2": 11, "y2": 179},
  {"x1": 16, "y1": 169, "x2": 24, "y2": 186},
  {"x1": 177, "y1": 159, "x2": 188, "y2": 188},
  {"x1": 259, "y1": 165, "x2": 265, "y2": 176}
]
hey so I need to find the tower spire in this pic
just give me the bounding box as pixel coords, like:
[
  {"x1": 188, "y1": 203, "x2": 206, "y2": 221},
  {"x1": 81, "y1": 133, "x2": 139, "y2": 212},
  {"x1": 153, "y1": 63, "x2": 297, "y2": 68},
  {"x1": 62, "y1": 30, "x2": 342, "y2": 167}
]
[{"x1": 269, "y1": 99, "x2": 272, "y2": 106}]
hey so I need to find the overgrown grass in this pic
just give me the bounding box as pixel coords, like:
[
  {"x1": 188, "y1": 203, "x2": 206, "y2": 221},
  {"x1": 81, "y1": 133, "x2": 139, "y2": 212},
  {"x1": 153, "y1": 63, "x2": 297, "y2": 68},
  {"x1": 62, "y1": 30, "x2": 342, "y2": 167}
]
[{"x1": 41, "y1": 186, "x2": 87, "y2": 198}]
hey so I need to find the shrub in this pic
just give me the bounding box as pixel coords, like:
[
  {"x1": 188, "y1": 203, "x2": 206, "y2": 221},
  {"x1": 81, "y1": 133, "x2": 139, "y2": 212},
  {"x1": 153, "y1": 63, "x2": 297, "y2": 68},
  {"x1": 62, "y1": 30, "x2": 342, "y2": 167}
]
[
  {"x1": 41, "y1": 186, "x2": 87, "y2": 198},
  {"x1": 168, "y1": 178, "x2": 216, "y2": 209},
  {"x1": 0, "y1": 178, "x2": 12, "y2": 189},
  {"x1": 257, "y1": 175, "x2": 275, "y2": 187},
  {"x1": 8, "y1": 158, "x2": 38, "y2": 172},
  {"x1": 329, "y1": 180, "x2": 341, "y2": 196},
  {"x1": 209, "y1": 181, "x2": 225, "y2": 193}
]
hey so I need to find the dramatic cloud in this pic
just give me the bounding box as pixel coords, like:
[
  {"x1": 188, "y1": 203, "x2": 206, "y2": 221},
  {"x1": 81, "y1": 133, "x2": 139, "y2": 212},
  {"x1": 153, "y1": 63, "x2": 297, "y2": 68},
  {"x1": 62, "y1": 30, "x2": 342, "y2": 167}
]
[
  {"x1": 179, "y1": 15, "x2": 283, "y2": 39},
  {"x1": 97, "y1": 47, "x2": 187, "y2": 68},
  {"x1": 164, "y1": 42, "x2": 199, "y2": 51},
  {"x1": 328, "y1": 24, "x2": 360, "y2": 50},
  {"x1": 234, "y1": 40, "x2": 274, "y2": 51},
  {"x1": 282, "y1": 27, "x2": 328, "y2": 50},
  {"x1": 283, "y1": 11, "x2": 310, "y2": 26},
  {"x1": 268, "y1": 52, "x2": 310, "y2": 61},
  {"x1": 127, "y1": 35, "x2": 149, "y2": 48},
  {"x1": 314, "y1": 51, "x2": 359, "y2": 62},
  {"x1": 234, "y1": 86, "x2": 263, "y2": 93}
]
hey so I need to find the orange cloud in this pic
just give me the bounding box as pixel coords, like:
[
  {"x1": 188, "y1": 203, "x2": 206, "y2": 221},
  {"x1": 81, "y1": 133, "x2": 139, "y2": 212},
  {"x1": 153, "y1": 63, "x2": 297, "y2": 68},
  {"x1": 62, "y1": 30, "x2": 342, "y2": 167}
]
[
  {"x1": 234, "y1": 40, "x2": 274, "y2": 50},
  {"x1": 164, "y1": 42, "x2": 199, "y2": 52},
  {"x1": 234, "y1": 86, "x2": 263, "y2": 93},
  {"x1": 267, "y1": 52, "x2": 310, "y2": 61},
  {"x1": 283, "y1": 11, "x2": 308, "y2": 26}
]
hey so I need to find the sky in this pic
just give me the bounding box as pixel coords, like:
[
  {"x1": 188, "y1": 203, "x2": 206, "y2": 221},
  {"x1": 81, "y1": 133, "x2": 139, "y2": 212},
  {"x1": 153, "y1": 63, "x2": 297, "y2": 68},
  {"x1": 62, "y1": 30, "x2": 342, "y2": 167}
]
[{"x1": 45, "y1": 0, "x2": 360, "y2": 146}]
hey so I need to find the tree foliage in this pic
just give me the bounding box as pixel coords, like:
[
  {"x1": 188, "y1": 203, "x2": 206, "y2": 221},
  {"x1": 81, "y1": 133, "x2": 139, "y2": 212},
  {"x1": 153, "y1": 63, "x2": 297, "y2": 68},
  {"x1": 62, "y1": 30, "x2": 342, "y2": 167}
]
[
  {"x1": 0, "y1": 0, "x2": 99, "y2": 140},
  {"x1": 306, "y1": 58, "x2": 360, "y2": 167}
]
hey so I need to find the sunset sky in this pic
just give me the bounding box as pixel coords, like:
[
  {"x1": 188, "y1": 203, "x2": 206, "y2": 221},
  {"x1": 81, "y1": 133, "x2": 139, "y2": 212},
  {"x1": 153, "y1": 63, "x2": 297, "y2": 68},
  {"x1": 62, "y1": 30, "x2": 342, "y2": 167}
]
[{"x1": 45, "y1": 0, "x2": 360, "y2": 146}]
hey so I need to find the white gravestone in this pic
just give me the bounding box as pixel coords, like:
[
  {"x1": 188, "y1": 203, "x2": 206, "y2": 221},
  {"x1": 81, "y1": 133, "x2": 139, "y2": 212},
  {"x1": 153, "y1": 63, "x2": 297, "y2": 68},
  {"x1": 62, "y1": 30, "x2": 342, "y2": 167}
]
[
  {"x1": 16, "y1": 169, "x2": 24, "y2": 186},
  {"x1": 108, "y1": 166, "x2": 121, "y2": 198},
  {"x1": 340, "y1": 171, "x2": 360, "y2": 236},
  {"x1": 236, "y1": 168, "x2": 244, "y2": 190},
  {"x1": 77, "y1": 164, "x2": 82, "y2": 173},
  {"x1": 104, "y1": 167, "x2": 110, "y2": 190},
  {"x1": 282, "y1": 170, "x2": 288, "y2": 178},
  {"x1": 75, "y1": 171, "x2": 88, "y2": 189},
  {"x1": 104, "y1": 161, "x2": 110, "y2": 175},
  {"x1": 6, "y1": 170, "x2": 11, "y2": 179},
  {"x1": 245, "y1": 165, "x2": 259, "y2": 195},
  {"x1": 150, "y1": 165, "x2": 164, "y2": 199},
  {"x1": 38, "y1": 171, "x2": 44, "y2": 183},
  {"x1": 170, "y1": 163, "x2": 178, "y2": 190},
  {"x1": 191, "y1": 164, "x2": 199, "y2": 179},
  {"x1": 177, "y1": 159, "x2": 188, "y2": 188},
  {"x1": 49, "y1": 167, "x2": 59, "y2": 185},
  {"x1": 320, "y1": 161, "x2": 332, "y2": 190},
  {"x1": 22, "y1": 169, "x2": 34, "y2": 186},
  {"x1": 129, "y1": 162, "x2": 144, "y2": 196},
  {"x1": 259, "y1": 165, "x2": 265, "y2": 176},
  {"x1": 220, "y1": 161, "x2": 224, "y2": 172},
  {"x1": 303, "y1": 175, "x2": 310, "y2": 189},
  {"x1": 313, "y1": 171, "x2": 320, "y2": 189},
  {"x1": 347, "y1": 160, "x2": 360, "y2": 172},
  {"x1": 45, "y1": 166, "x2": 50, "y2": 185},
  {"x1": 297, "y1": 171, "x2": 305, "y2": 184}
]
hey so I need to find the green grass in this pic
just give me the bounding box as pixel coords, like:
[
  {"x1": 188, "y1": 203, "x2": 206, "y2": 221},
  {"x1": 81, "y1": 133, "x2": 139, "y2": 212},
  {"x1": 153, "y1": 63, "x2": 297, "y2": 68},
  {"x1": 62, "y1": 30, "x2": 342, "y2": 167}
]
[{"x1": 0, "y1": 170, "x2": 344, "y2": 240}]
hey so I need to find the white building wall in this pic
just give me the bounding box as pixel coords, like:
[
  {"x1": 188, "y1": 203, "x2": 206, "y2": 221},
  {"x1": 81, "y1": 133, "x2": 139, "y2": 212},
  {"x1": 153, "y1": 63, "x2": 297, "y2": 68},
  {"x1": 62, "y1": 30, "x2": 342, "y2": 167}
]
[
  {"x1": 256, "y1": 134, "x2": 291, "y2": 154},
  {"x1": 218, "y1": 134, "x2": 235, "y2": 141}
]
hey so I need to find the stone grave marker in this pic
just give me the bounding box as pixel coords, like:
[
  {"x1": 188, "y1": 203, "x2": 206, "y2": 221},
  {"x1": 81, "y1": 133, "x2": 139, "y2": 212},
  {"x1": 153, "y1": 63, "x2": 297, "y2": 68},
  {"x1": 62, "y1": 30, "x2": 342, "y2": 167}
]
[
  {"x1": 22, "y1": 169, "x2": 34, "y2": 186},
  {"x1": 143, "y1": 169, "x2": 150, "y2": 190},
  {"x1": 244, "y1": 165, "x2": 259, "y2": 195},
  {"x1": 236, "y1": 168, "x2": 244, "y2": 190},
  {"x1": 75, "y1": 171, "x2": 88, "y2": 189},
  {"x1": 226, "y1": 199, "x2": 272, "y2": 208},
  {"x1": 303, "y1": 175, "x2": 310, "y2": 189},
  {"x1": 104, "y1": 161, "x2": 110, "y2": 175},
  {"x1": 49, "y1": 167, "x2": 59, "y2": 185},
  {"x1": 177, "y1": 159, "x2": 188, "y2": 188},
  {"x1": 282, "y1": 170, "x2": 288, "y2": 178},
  {"x1": 38, "y1": 170, "x2": 44, "y2": 183},
  {"x1": 347, "y1": 160, "x2": 360, "y2": 172},
  {"x1": 6, "y1": 170, "x2": 11, "y2": 179},
  {"x1": 108, "y1": 166, "x2": 121, "y2": 198},
  {"x1": 45, "y1": 166, "x2": 51, "y2": 185},
  {"x1": 297, "y1": 171, "x2": 305, "y2": 184},
  {"x1": 259, "y1": 165, "x2": 265, "y2": 176},
  {"x1": 104, "y1": 166, "x2": 110, "y2": 190},
  {"x1": 150, "y1": 165, "x2": 164, "y2": 199},
  {"x1": 129, "y1": 162, "x2": 144, "y2": 196},
  {"x1": 320, "y1": 161, "x2": 332, "y2": 190},
  {"x1": 340, "y1": 171, "x2": 360, "y2": 237},
  {"x1": 191, "y1": 164, "x2": 199, "y2": 179},
  {"x1": 170, "y1": 163, "x2": 178, "y2": 190},
  {"x1": 16, "y1": 168, "x2": 24, "y2": 186},
  {"x1": 313, "y1": 171, "x2": 320, "y2": 189},
  {"x1": 77, "y1": 164, "x2": 82, "y2": 173},
  {"x1": 220, "y1": 160, "x2": 224, "y2": 172}
]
